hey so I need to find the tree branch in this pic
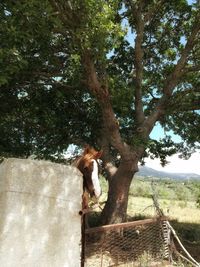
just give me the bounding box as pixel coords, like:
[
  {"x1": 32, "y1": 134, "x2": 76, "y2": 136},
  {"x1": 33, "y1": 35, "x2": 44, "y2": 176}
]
[
  {"x1": 163, "y1": 14, "x2": 200, "y2": 96},
  {"x1": 98, "y1": 136, "x2": 117, "y2": 179},
  {"x1": 142, "y1": 12, "x2": 200, "y2": 136},
  {"x1": 49, "y1": 0, "x2": 80, "y2": 29},
  {"x1": 144, "y1": 0, "x2": 165, "y2": 23},
  {"x1": 49, "y1": 0, "x2": 70, "y2": 26},
  {"x1": 166, "y1": 89, "x2": 200, "y2": 112},
  {"x1": 167, "y1": 99, "x2": 200, "y2": 113},
  {"x1": 132, "y1": 2, "x2": 145, "y2": 125},
  {"x1": 82, "y1": 51, "x2": 133, "y2": 159},
  {"x1": 183, "y1": 65, "x2": 200, "y2": 73}
]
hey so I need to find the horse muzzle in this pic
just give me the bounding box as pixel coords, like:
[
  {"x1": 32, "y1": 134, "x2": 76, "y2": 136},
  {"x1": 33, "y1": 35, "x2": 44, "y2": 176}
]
[{"x1": 90, "y1": 188, "x2": 102, "y2": 199}]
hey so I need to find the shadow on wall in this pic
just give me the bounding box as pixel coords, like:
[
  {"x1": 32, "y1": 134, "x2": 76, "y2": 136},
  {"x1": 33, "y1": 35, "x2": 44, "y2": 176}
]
[{"x1": 0, "y1": 158, "x2": 82, "y2": 267}]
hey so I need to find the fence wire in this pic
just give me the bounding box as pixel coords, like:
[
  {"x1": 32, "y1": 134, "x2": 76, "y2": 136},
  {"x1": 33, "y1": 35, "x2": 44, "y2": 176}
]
[{"x1": 84, "y1": 217, "x2": 169, "y2": 267}]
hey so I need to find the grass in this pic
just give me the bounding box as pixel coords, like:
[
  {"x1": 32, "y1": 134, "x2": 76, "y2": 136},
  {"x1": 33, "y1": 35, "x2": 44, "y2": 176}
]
[
  {"x1": 127, "y1": 196, "x2": 200, "y2": 224},
  {"x1": 100, "y1": 176, "x2": 200, "y2": 224},
  {"x1": 127, "y1": 195, "x2": 200, "y2": 262},
  {"x1": 87, "y1": 177, "x2": 200, "y2": 266},
  {"x1": 100, "y1": 177, "x2": 200, "y2": 224},
  {"x1": 97, "y1": 176, "x2": 200, "y2": 262}
]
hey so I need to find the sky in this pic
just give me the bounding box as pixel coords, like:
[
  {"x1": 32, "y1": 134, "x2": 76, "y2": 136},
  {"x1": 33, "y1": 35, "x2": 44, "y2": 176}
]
[
  {"x1": 150, "y1": 123, "x2": 182, "y2": 142},
  {"x1": 144, "y1": 151, "x2": 200, "y2": 175},
  {"x1": 145, "y1": 124, "x2": 200, "y2": 175}
]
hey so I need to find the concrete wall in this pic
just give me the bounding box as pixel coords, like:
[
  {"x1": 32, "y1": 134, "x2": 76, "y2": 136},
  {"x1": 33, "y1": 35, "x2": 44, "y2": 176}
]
[{"x1": 0, "y1": 158, "x2": 82, "y2": 267}]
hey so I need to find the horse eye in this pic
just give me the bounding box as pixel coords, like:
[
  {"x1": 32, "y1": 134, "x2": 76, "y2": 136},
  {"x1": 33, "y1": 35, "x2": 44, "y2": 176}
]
[{"x1": 83, "y1": 166, "x2": 89, "y2": 170}]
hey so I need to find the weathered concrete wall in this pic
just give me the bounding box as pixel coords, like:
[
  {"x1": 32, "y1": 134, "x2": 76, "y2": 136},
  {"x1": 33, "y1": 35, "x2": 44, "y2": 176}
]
[{"x1": 0, "y1": 158, "x2": 82, "y2": 267}]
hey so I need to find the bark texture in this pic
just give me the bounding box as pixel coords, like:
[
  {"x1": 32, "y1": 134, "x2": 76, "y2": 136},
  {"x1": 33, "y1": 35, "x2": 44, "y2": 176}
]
[{"x1": 101, "y1": 159, "x2": 138, "y2": 225}]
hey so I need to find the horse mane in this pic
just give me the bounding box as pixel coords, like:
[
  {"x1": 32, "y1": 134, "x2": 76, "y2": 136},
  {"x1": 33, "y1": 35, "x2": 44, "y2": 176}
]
[{"x1": 75, "y1": 146, "x2": 102, "y2": 171}]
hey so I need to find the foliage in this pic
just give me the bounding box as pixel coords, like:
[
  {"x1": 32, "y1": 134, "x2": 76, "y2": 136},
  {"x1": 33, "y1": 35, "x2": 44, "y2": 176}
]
[
  {"x1": 1, "y1": 0, "x2": 200, "y2": 223},
  {"x1": 0, "y1": 0, "x2": 199, "y2": 162},
  {"x1": 101, "y1": 174, "x2": 200, "y2": 204},
  {"x1": 195, "y1": 183, "x2": 200, "y2": 208},
  {"x1": 172, "y1": 220, "x2": 200, "y2": 245},
  {"x1": 197, "y1": 195, "x2": 200, "y2": 208},
  {"x1": 0, "y1": 0, "x2": 104, "y2": 159},
  {"x1": 129, "y1": 177, "x2": 199, "y2": 202}
]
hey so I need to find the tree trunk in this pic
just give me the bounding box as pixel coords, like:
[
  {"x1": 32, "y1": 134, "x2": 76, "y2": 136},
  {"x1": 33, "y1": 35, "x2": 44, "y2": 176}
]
[{"x1": 100, "y1": 159, "x2": 138, "y2": 225}]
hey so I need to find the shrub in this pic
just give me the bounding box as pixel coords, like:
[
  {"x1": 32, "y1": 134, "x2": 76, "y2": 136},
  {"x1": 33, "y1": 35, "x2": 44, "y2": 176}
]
[{"x1": 196, "y1": 194, "x2": 200, "y2": 209}]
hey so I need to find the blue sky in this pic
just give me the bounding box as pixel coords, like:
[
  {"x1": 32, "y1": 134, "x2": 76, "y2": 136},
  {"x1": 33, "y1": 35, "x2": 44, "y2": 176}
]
[{"x1": 150, "y1": 123, "x2": 182, "y2": 143}]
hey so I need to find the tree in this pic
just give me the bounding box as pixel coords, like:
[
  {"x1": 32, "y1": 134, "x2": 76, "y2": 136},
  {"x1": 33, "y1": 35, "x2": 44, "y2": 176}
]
[
  {"x1": 0, "y1": 0, "x2": 101, "y2": 159},
  {"x1": 0, "y1": 0, "x2": 200, "y2": 224}
]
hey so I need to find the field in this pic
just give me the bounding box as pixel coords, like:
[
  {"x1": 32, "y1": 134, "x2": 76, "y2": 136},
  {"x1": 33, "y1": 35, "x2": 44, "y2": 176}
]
[
  {"x1": 100, "y1": 176, "x2": 200, "y2": 224},
  {"x1": 128, "y1": 196, "x2": 200, "y2": 224},
  {"x1": 98, "y1": 176, "x2": 200, "y2": 263}
]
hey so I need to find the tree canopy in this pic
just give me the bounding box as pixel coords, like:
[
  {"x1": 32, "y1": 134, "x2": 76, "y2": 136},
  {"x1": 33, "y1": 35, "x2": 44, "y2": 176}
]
[{"x1": 1, "y1": 0, "x2": 200, "y2": 223}]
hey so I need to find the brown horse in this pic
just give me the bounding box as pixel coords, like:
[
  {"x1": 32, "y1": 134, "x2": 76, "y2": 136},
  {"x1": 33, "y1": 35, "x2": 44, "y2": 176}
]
[{"x1": 75, "y1": 146, "x2": 102, "y2": 212}]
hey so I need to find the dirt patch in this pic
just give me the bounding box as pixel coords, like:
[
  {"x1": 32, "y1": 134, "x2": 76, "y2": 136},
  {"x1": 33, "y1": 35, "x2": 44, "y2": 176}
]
[{"x1": 85, "y1": 253, "x2": 173, "y2": 267}]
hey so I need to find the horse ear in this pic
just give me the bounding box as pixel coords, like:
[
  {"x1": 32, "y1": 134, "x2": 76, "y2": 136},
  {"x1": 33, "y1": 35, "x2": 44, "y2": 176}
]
[
  {"x1": 95, "y1": 150, "x2": 103, "y2": 159},
  {"x1": 83, "y1": 145, "x2": 91, "y2": 155}
]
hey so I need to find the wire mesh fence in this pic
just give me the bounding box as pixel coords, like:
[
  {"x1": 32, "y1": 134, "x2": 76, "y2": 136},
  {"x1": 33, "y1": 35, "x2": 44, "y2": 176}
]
[{"x1": 84, "y1": 217, "x2": 169, "y2": 267}]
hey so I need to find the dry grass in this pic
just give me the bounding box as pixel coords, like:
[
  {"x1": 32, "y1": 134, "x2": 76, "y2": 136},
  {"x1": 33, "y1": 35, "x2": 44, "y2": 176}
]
[
  {"x1": 85, "y1": 254, "x2": 174, "y2": 267},
  {"x1": 87, "y1": 182, "x2": 200, "y2": 266},
  {"x1": 128, "y1": 197, "x2": 200, "y2": 224},
  {"x1": 86, "y1": 196, "x2": 200, "y2": 267}
]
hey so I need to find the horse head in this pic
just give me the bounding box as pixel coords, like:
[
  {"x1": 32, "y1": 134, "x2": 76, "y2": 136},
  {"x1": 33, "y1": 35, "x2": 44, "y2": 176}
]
[{"x1": 76, "y1": 146, "x2": 102, "y2": 199}]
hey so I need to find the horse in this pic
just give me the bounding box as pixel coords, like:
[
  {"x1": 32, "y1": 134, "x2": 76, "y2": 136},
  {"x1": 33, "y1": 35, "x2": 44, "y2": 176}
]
[{"x1": 75, "y1": 145, "x2": 102, "y2": 214}]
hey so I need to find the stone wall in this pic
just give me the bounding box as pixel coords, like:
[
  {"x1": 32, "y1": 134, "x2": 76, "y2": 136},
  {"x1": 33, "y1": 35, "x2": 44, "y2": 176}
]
[{"x1": 0, "y1": 158, "x2": 82, "y2": 267}]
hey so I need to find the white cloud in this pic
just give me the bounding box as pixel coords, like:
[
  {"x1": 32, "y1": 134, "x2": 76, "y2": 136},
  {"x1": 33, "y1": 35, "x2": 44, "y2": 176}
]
[{"x1": 144, "y1": 152, "x2": 200, "y2": 175}]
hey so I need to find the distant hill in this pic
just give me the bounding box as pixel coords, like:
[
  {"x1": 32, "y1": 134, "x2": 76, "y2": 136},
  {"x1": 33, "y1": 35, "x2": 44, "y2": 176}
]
[{"x1": 137, "y1": 165, "x2": 200, "y2": 180}]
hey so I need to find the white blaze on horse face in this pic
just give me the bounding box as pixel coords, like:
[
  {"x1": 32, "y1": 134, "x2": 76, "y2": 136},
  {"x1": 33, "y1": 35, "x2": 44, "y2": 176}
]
[{"x1": 91, "y1": 159, "x2": 101, "y2": 198}]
